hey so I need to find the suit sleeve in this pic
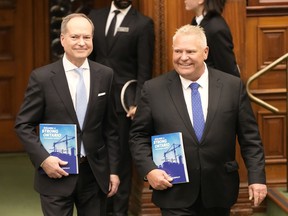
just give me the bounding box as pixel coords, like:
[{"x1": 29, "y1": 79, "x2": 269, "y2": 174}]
[
  {"x1": 129, "y1": 81, "x2": 158, "y2": 178},
  {"x1": 134, "y1": 18, "x2": 155, "y2": 106},
  {"x1": 103, "y1": 72, "x2": 120, "y2": 174},
  {"x1": 14, "y1": 71, "x2": 50, "y2": 168},
  {"x1": 237, "y1": 82, "x2": 266, "y2": 185}
]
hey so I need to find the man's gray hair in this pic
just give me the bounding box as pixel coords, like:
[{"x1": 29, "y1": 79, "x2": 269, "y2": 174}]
[{"x1": 61, "y1": 13, "x2": 94, "y2": 35}]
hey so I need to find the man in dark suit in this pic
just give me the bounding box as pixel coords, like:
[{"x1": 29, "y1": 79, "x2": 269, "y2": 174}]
[
  {"x1": 129, "y1": 25, "x2": 267, "y2": 216},
  {"x1": 88, "y1": 1, "x2": 155, "y2": 215},
  {"x1": 15, "y1": 13, "x2": 120, "y2": 216}
]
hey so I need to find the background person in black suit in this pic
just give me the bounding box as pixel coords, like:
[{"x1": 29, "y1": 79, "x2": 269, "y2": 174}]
[
  {"x1": 15, "y1": 13, "x2": 120, "y2": 216},
  {"x1": 88, "y1": 1, "x2": 155, "y2": 215},
  {"x1": 185, "y1": 0, "x2": 240, "y2": 77},
  {"x1": 129, "y1": 25, "x2": 267, "y2": 216}
]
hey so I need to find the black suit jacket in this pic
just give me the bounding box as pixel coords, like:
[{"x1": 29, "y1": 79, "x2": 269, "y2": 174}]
[
  {"x1": 192, "y1": 13, "x2": 240, "y2": 77},
  {"x1": 129, "y1": 67, "x2": 266, "y2": 208},
  {"x1": 15, "y1": 59, "x2": 119, "y2": 196},
  {"x1": 88, "y1": 6, "x2": 155, "y2": 112}
]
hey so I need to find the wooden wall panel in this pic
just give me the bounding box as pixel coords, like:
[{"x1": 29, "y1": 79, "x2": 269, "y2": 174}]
[
  {"x1": 0, "y1": 79, "x2": 13, "y2": 119},
  {"x1": 33, "y1": 0, "x2": 50, "y2": 68},
  {"x1": 246, "y1": 16, "x2": 288, "y2": 85},
  {"x1": 0, "y1": 8, "x2": 15, "y2": 121},
  {"x1": 248, "y1": 0, "x2": 288, "y2": 6},
  {"x1": 258, "y1": 111, "x2": 286, "y2": 185},
  {"x1": 223, "y1": 0, "x2": 246, "y2": 77},
  {"x1": 258, "y1": 26, "x2": 287, "y2": 68},
  {"x1": 258, "y1": 113, "x2": 286, "y2": 158},
  {"x1": 0, "y1": 0, "x2": 34, "y2": 152},
  {"x1": 246, "y1": 11, "x2": 288, "y2": 207}
]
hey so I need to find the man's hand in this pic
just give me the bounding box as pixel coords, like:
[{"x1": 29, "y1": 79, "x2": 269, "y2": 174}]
[
  {"x1": 147, "y1": 169, "x2": 173, "y2": 190},
  {"x1": 41, "y1": 156, "x2": 69, "y2": 178},
  {"x1": 126, "y1": 106, "x2": 137, "y2": 120},
  {"x1": 248, "y1": 183, "x2": 267, "y2": 206},
  {"x1": 107, "y1": 174, "x2": 120, "y2": 197}
]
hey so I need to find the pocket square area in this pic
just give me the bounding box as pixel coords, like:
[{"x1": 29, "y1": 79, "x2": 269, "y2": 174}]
[{"x1": 98, "y1": 92, "x2": 106, "y2": 96}]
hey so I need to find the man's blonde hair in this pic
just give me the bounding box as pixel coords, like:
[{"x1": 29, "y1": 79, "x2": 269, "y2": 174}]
[{"x1": 173, "y1": 24, "x2": 207, "y2": 48}]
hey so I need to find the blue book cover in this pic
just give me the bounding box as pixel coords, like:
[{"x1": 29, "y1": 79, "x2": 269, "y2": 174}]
[
  {"x1": 39, "y1": 124, "x2": 78, "y2": 174},
  {"x1": 151, "y1": 132, "x2": 189, "y2": 184}
]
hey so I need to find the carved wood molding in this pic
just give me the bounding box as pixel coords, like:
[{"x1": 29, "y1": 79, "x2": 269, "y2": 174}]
[
  {"x1": 153, "y1": 0, "x2": 166, "y2": 77},
  {"x1": 247, "y1": 5, "x2": 288, "y2": 17},
  {"x1": 138, "y1": 0, "x2": 167, "y2": 77}
]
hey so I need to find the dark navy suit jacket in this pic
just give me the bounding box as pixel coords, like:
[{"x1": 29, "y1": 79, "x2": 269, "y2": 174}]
[
  {"x1": 88, "y1": 6, "x2": 155, "y2": 112},
  {"x1": 130, "y1": 67, "x2": 266, "y2": 208},
  {"x1": 15, "y1": 59, "x2": 119, "y2": 196}
]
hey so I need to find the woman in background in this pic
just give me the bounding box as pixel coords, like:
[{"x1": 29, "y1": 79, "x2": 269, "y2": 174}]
[{"x1": 185, "y1": 0, "x2": 240, "y2": 77}]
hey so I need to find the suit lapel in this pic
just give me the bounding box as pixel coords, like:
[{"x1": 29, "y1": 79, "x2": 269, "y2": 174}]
[
  {"x1": 100, "y1": 8, "x2": 112, "y2": 53},
  {"x1": 50, "y1": 61, "x2": 78, "y2": 123},
  {"x1": 49, "y1": 61, "x2": 103, "y2": 130},
  {"x1": 203, "y1": 68, "x2": 222, "y2": 139},
  {"x1": 167, "y1": 69, "x2": 223, "y2": 143},
  {"x1": 118, "y1": 7, "x2": 136, "y2": 30},
  {"x1": 84, "y1": 61, "x2": 102, "y2": 127},
  {"x1": 108, "y1": 7, "x2": 136, "y2": 52},
  {"x1": 92, "y1": 8, "x2": 110, "y2": 55},
  {"x1": 199, "y1": 12, "x2": 215, "y2": 28},
  {"x1": 167, "y1": 71, "x2": 196, "y2": 139}
]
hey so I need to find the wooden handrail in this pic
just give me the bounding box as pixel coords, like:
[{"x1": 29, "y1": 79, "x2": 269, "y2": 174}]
[{"x1": 246, "y1": 53, "x2": 288, "y2": 113}]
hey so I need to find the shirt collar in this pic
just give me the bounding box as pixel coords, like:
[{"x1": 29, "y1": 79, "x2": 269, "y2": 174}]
[
  {"x1": 62, "y1": 53, "x2": 90, "y2": 72},
  {"x1": 179, "y1": 63, "x2": 209, "y2": 90},
  {"x1": 195, "y1": 15, "x2": 204, "y2": 25}
]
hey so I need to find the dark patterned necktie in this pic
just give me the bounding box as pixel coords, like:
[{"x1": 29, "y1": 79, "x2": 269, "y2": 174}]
[{"x1": 106, "y1": 10, "x2": 120, "y2": 48}]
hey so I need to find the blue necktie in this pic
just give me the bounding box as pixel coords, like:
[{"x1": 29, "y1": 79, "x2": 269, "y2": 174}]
[
  {"x1": 190, "y1": 83, "x2": 205, "y2": 141},
  {"x1": 75, "y1": 68, "x2": 87, "y2": 156}
]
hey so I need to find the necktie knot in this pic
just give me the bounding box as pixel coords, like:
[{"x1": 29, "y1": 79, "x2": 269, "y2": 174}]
[
  {"x1": 114, "y1": 10, "x2": 120, "y2": 16},
  {"x1": 190, "y1": 82, "x2": 199, "y2": 91},
  {"x1": 75, "y1": 68, "x2": 84, "y2": 76}
]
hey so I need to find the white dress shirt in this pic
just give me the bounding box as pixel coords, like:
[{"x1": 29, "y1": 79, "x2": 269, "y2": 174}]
[
  {"x1": 195, "y1": 15, "x2": 204, "y2": 25},
  {"x1": 105, "y1": 2, "x2": 131, "y2": 36},
  {"x1": 62, "y1": 53, "x2": 90, "y2": 110},
  {"x1": 179, "y1": 64, "x2": 209, "y2": 126}
]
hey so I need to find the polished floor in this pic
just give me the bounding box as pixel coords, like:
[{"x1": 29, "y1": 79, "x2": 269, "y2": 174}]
[
  {"x1": 0, "y1": 153, "x2": 269, "y2": 216},
  {"x1": 0, "y1": 153, "x2": 42, "y2": 216}
]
